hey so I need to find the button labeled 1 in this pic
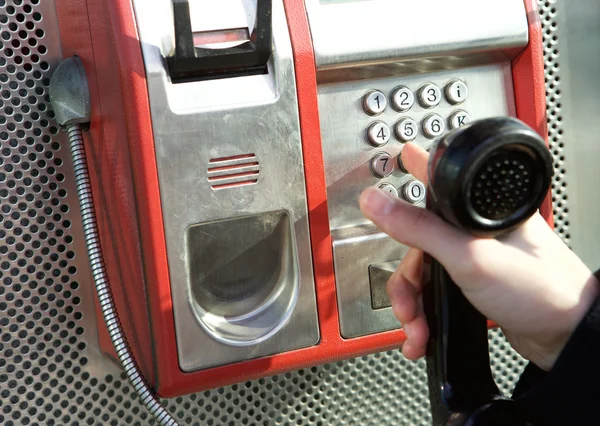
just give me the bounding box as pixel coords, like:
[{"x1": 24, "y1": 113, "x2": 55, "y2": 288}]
[
  {"x1": 363, "y1": 90, "x2": 387, "y2": 115},
  {"x1": 445, "y1": 79, "x2": 468, "y2": 105},
  {"x1": 422, "y1": 114, "x2": 445, "y2": 138},
  {"x1": 370, "y1": 152, "x2": 394, "y2": 178},
  {"x1": 449, "y1": 110, "x2": 471, "y2": 129},
  {"x1": 402, "y1": 180, "x2": 426, "y2": 204}
]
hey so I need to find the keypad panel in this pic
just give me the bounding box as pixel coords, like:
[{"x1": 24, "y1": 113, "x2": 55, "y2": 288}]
[{"x1": 361, "y1": 78, "x2": 472, "y2": 203}]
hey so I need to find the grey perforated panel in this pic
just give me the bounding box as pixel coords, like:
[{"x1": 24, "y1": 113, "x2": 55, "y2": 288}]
[{"x1": 0, "y1": 1, "x2": 563, "y2": 425}]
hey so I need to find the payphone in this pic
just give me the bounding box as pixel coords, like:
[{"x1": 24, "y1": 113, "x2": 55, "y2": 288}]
[{"x1": 47, "y1": 0, "x2": 553, "y2": 424}]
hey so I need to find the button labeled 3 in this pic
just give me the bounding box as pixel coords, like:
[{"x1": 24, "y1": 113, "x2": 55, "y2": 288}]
[
  {"x1": 402, "y1": 180, "x2": 426, "y2": 204},
  {"x1": 422, "y1": 114, "x2": 445, "y2": 138},
  {"x1": 445, "y1": 79, "x2": 468, "y2": 104},
  {"x1": 418, "y1": 83, "x2": 441, "y2": 108},
  {"x1": 363, "y1": 90, "x2": 387, "y2": 115},
  {"x1": 394, "y1": 118, "x2": 418, "y2": 142},
  {"x1": 449, "y1": 110, "x2": 471, "y2": 129},
  {"x1": 370, "y1": 152, "x2": 394, "y2": 178},
  {"x1": 366, "y1": 121, "x2": 391, "y2": 147},
  {"x1": 391, "y1": 86, "x2": 414, "y2": 112}
]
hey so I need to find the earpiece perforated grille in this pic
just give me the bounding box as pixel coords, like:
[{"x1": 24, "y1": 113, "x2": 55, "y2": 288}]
[{"x1": 0, "y1": 1, "x2": 566, "y2": 425}]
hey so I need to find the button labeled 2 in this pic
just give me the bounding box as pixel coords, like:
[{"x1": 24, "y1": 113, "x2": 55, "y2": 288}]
[{"x1": 370, "y1": 152, "x2": 394, "y2": 178}]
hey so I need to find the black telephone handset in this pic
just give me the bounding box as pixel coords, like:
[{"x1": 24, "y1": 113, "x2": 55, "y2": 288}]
[{"x1": 421, "y1": 117, "x2": 554, "y2": 426}]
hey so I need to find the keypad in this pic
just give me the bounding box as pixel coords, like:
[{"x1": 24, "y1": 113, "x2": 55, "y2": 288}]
[{"x1": 360, "y1": 78, "x2": 471, "y2": 204}]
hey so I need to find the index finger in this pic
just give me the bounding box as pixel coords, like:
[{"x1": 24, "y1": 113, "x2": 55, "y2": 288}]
[{"x1": 400, "y1": 142, "x2": 430, "y2": 183}]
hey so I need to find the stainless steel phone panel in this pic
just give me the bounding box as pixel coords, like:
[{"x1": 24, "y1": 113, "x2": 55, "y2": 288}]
[
  {"x1": 305, "y1": 0, "x2": 529, "y2": 72},
  {"x1": 318, "y1": 64, "x2": 516, "y2": 338},
  {"x1": 131, "y1": 0, "x2": 319, "y2": 371}
]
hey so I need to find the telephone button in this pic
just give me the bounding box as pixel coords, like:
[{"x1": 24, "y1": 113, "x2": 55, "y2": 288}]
[
  {"x1": 378, "y1": 183, "x2": 398, "y2": 197},
  {"x1": 394, "y1": 118, "x2": 418, "y2": 142},
  {"x1": 449, "y1": 110, "x2": 471, "y2": 130},
  {"x1": 391, "y1": 86, "x2": 414, "y2": 112},
  {"x1": 370, "y1": 152, "x2": 394, "y2": 178},
  {"x1": 363, "y1": 90, "x2": 387, "y2": 115},
  {"x1": 418, "y1": 83, "x2": 442, "y2": 108},
  {"x1": 366, "y1": 121, "x2": 391, "y2": 147},
  {"x1": 402, "y1": 180, "x2": 426, "y2": 204},
  {"x1": 445, "y1": 79, "x2": 468, "y2": 105},
  {"x1": 422, "y1": 114, "x2": 445, "y2": 139}
]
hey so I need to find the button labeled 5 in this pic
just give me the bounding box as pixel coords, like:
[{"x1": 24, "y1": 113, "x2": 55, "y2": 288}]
[
  {"x1": 395, "y1": 118, "x2": 418, "y2": 142},
  {"x1": 370, "y1": 152, "x2": 394, "y2": 178}
]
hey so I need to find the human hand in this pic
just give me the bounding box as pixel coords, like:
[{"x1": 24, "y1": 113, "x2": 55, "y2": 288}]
[{"x1": 359, "y1": 142, "x2": 599, "y2": 371}]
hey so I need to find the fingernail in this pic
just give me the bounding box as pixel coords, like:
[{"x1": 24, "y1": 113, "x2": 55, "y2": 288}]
[{"x1": 361, "y1": 187, "x2": 396, "y2": 216}]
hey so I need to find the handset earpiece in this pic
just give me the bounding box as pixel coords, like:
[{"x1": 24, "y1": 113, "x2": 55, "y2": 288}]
[{"x1": 422, "y1": 117, "x2": 553, "y2": 426}]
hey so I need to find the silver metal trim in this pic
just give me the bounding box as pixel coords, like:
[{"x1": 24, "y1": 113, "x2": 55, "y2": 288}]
[
  {"x1": 131, "y1": 0, "x2": 319, "y2": 372},
  {"x1": 305, "y1": 0, "x2": 529, "y2": 72}
]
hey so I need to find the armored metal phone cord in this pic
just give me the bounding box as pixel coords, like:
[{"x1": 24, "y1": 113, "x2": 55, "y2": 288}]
[
  {"x1": 49, "y1": 55, "x2": 181, "y2": 426},
  {"x1": 66, "y1": 124, "x2": 180, "y2": 426}
]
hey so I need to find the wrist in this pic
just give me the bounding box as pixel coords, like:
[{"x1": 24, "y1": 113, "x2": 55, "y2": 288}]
[{"x1": 533, "y1": 272, "x2": 600, "y2": 371}]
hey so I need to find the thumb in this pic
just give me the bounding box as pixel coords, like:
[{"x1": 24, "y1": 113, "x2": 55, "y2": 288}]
[{"x1": 359, "y1": 186, "x2": 473, "y2": 266}]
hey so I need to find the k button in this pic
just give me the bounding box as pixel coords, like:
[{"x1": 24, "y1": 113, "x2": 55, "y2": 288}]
[{"x1": 449, "y1": 110, "x2": 471, "y2": 130}]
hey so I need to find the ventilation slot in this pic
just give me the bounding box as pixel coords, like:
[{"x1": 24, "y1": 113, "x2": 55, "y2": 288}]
[{"x1": 208, "y1": 153, "x2": 260, "y2": 190}]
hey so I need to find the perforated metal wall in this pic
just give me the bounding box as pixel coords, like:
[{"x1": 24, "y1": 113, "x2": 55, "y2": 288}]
[{"x1": 0, "y1": 1, "x2": 564, "y2": 425}]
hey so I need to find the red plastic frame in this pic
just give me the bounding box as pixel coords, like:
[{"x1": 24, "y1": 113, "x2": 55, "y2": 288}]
[{"x1": 54, "y1": 0, "x2": 552, "y2": 397}]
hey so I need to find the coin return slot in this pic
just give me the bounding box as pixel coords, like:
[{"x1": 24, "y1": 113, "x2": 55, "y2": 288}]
[{"x1": 187, "y1": 210, "x2": 299, "y2": 346}]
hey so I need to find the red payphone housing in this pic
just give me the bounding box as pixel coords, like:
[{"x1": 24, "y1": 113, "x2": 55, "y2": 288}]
[{"x1": 52, "y1": 0, "x2": 552, "y2": 398}]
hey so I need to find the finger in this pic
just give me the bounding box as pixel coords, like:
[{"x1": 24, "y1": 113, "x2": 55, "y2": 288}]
[
  {"x1": 387, "y1": 249, "x2": 423, "y2": 324},
  {"x1": 402, "y1": 306, "x2": 429, "y2": 360},
  {"x1": 359, "y1": 187, "x2": 472, "y2": 265},
  {"x1": 398, "y1": 248, "x2": 423, "y2": 288},
  {"x1": 400, "y1": 142, "x2": 430, "y2": 183}
]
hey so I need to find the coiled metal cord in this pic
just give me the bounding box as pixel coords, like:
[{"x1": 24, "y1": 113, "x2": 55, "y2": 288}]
[{"x1": 67, "y1": 124, "x2": 179, "y2": 426}]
